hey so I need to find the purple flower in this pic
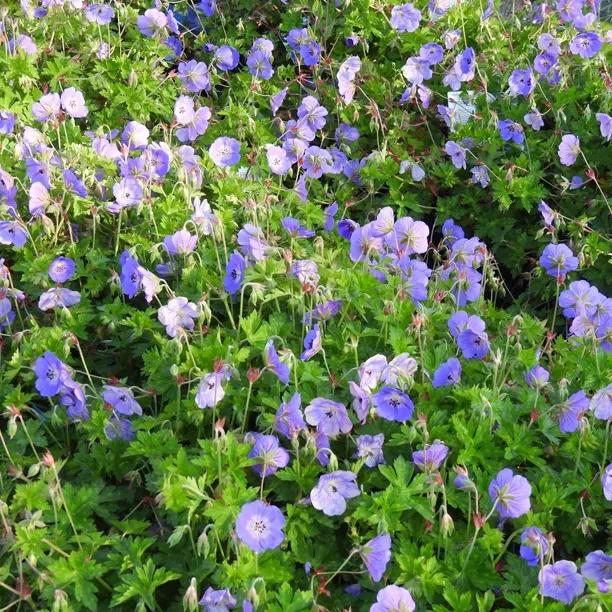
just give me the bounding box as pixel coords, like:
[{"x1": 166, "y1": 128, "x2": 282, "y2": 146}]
[
  {"x1": 372, "y1": 387, "x2": 414, "y2": 422},
  {"x1": 355, "y1": 434, "x2": 385, "y2": 467},
  {"x1": 176, "y1": 106, "x2": 211, "y2": 143},
  {"x1": 310, "y1": 471, "x2": 359, "y2": 516},
  {"x1": 305, "y1": 397, "x2": 352, "y2": 438},
  {"x1": 85, "y1": 3, "x2": 114, "y2": 24},
  {"x1": 498, "y1": 119, "x2": 524, "y2": 144},
  {"x1": 412, "y1": 442, "x2": 449, "y2": 472},
  {"x1": 323, "y1": 201, "x2": 338, "y2": 232},
  {"x1": 302, "y1": 146, "x2": 333, "y2": 178},
  {"x1": 246, "y1": 50, "x2": 274, "y2": 80},
  {"x1": 224, "y1": 251, "x2": 246, "y2": 295},
  {"x1": 60, "y1": 87, "x2": 88, "y2": 118},
  {"x1": 122, "y1": 121, "x2": 149, "y2": 149},
  {"x1": 270, "y1": 88, "x2": 288, "y2": 115},
  {"x1": 199, "y1": 587, "x2": 236, "y2": 611},
  {"x1": 590, "y1": 385, "x2": 611, "y2": 421},
  {"x1": 38, "y1": 288, "x2": 81, "y2": 311},
  {"x1": 603, "y1": 464, "x2": 612, "y2": 501},
  {"x1": 177, "y1": 60, "x2": 210, "y2": 93},
  {"x1": 63, "y1": 169, "x2": 87, "y2": 197},
  {"x1": 524, "y1": 109, "x2": 544, "y2": 131},
  {"x1": 470, "y1": 165, "x2": 490, "y2": 187},
  {"x1": 520, "y1": 526, "x2": 549, "y2": 566},
  {"x1": 382, "y1": 354, "x2": 418, "y2": 386},
  {"x1": 195, "y1": 371, "x2": 227, "y2": 408},
  {"x1": 442, "y1": 218, "x2": 465, "y2": 245},
  {"x1": 456, "y1": 47, "x2": 476, "y2": 79},
  {"x1": 596, "y1": 113, "x2": 612, "y2": 141},
  {"x1": 508, "y1": 68, "x2": 535, "y2": 96},
  {"x1": 558, "y1": 134, "x2": 580, "y2": 166},
  {"x1": 534, "y1": 52, "x2": 557, "y2": 75},
  {"x1": 112, "y1": 177, "x2": 143, "y2": 210},
  {"x1": 301, "y1": 324, "x2": 322, "y2": 361},
  {"x1": 558, "y1": 390, "x2": 589, "y2": 433},
  {"x1": 290, "y1": 260, "x2": 319, "y2": 288},
  {"x1": 157, "y1": 297, "x2": 198, "y2": 337},
  {"x1": 538, "y1": 201, "x2": 556, "y2": 228},
  {"x1": 559, "y1": 280, "x2": 600, "y2": 318},
  {"x1": 457, "y1": 328, "x2": 489, "y2": 359},
  {"x1": 238, "y1": 224, "x2": 269, "y2": 262},
  {"x1": 248, "y1": 434, "x2": 290, "y2": 477},
  {"x1": 538, "y1": 33, "x2": 560, "y2": 56},
  {"x1": 569, "y1": 32, "x2": 601, "y2": 58},
  {"x1": 28, "y1": 182, "x2": 50, "y2": 216},
  {"x1": 539, "y1": 561, "x2": 585, "y2": 604},
  {"x1": 432, "y1": 358, "x2": 461, "y2": 388},
  {"x1": 524, "y1": 365, "x2": 549, "y2": 388},
  {"x1": 444, "y1": 140, "x2": 467, "y2": 169},
  {"x1": 265, "y1": 145, "x2": 292, "y2": 175},
  {"x1": 34, "y1": 352, "x2": 68, "y2": 397},
  {"x1": 163, "y1": 229, "x2": 197, "y2": 256},
  {"x1": 59, "y1": 378, "x2": 89, "y2": 422},
  {"x1": 104, "y1": 416, "x2": 135, "y2": 442},
  {"x1": 581, "y1": 551, "x2": 612, "y2": 582},
  {"x1": 48, "y1": 257, "x2": 75, "y2": 283},
  {"x1": 0, "y1": 297, "x2": 14, "y2": 331},
  {"x1": 235, "y1": 500, "x2": 285, "y2": 553},
  {"x1": 137, "y1": 8, "x2": 167, "y2": 37},
  {"x1": 360, "y1": 533, "x2": 391, "y2": 582},
  {"x1": 102, "y1": 385, "x2": 142, "y2": 416},
  {"x1": 274, "y1": 393, "x2": 305, "y2": 439},
  {"x1": 390, "y1": 3, "x2": 421, "y2": 32},
  {"x1": 32, "y1": 93, "x2": 61, "y2": 123},
  {"x1": 300, "y1": 40, "x2": 321, "y2": 67},
  {"x1": 539, "y1": 243, "x2": 578, "y2": 279},
  {"x1": 209, "y1": 137, "x2": 240, "y2": 168},
  {"x1": 264, "y1": 340, "x2": 290, "y2": 384},
  {"x1": 371, "y1": 585, "x2": 415, "y2": 612},
  {"x1": 213, "y1": 45, "x2": 239, "y2": 71},
  {"x1": 0, "y1": 111, "x2": 16, "y2": 135},
  {"x1": 297, "y1": 96, "x2": 328, "y2": 132},
  {"x1": 385, "y1": 217, "x2": 429, "y2": 256},
  {"x1": 358, "y1": 354, "x2": 387, "y2": 391},
  {"x1": 488, "y1": 468, "x2": 531, "y2": 519}
]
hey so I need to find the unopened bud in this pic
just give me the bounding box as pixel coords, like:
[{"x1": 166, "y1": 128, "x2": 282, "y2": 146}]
[
  {"x1": 52, "y1": 589, "x2": 69, "y2": 612},
  {"x1": 440, "y1": 512, "x2": 454, "y2": 536},
  {"x1": 183, "y1": 577, "x2": 198, "y2": 611}
]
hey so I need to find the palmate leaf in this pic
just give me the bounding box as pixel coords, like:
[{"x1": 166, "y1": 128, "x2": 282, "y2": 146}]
[{"x1": 110, "y1": 559, "x2": 180, "y2": 610}]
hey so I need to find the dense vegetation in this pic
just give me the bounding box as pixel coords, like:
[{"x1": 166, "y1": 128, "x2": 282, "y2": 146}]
[{"x1": 0, "y1": 0, "x2": 610, "y2": 610}]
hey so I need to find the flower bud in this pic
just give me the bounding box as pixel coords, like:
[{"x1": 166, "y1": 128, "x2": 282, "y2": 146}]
[
  {"x1": 183, "y1": 577, "x2": 198, "y2": 611},
  {"x1": 52, "y1": 589, "x2": 69, "y2": 612},
  {"x1": 440, "y1": 512, "x2": 454, "y2": 536}
]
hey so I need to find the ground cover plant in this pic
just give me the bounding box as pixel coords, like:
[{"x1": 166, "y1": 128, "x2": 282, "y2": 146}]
[{"x1": 0, "y1": 0, "x2": 611, "y2": 610}]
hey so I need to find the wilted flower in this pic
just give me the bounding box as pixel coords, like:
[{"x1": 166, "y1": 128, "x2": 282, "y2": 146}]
[
  {"x1": 589, "y1": 384, "x2": 611, "y2": 420},
  {"x1": 38, "y1": 288, "x2": 81, "y2": 311},
  {"x1": 195, "y1": 372, "x2": 227, "y2": 409}
]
